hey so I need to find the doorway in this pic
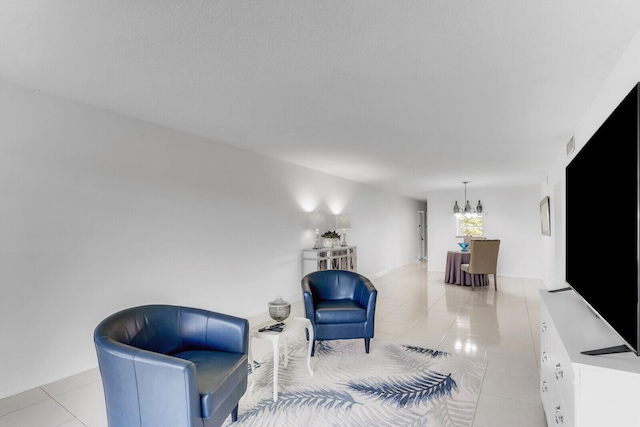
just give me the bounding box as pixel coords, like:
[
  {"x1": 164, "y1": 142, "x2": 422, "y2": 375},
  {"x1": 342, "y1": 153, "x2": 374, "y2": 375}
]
[{"x1": 417, "y1": 210, "x2": 427, "y2": 260}]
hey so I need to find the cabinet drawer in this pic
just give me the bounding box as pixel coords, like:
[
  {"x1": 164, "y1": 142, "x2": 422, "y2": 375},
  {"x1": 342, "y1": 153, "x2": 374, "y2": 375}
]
[
  {"x1": 551, "y1": 331, "x2": 574, "y2": 419},
  {"x1": 539, "y1": 302, "x2": 574, "y2": 426}
]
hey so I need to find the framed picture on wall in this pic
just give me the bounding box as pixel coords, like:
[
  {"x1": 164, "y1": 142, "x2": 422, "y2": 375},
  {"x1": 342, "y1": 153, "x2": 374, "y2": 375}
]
[{"x1": 540, "y1": 196, "x2": 551, "y2": 236}]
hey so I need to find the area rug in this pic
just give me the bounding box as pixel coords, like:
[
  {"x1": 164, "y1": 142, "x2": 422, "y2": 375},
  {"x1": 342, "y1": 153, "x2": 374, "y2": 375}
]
[{"x1": 223, "y1": 339, "x2": 487, "y2": 427}]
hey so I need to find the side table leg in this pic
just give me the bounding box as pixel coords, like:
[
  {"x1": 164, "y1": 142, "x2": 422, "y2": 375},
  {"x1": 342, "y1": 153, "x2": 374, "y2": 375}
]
[
  {"x1": 248, "y1": 337, "x2": 255, "y2": 392},
  {"x1": 272, "y1": 338, "x2": 279, "y2": 402},
  {"x1": 283, "y1": 337, "x2": 289, "y2": 369}
]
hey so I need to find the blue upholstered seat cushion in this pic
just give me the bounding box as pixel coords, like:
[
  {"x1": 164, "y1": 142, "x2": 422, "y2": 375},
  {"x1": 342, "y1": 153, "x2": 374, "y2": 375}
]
[
  {"x1": 315, "y1": 299, "x2": 367, "y2": 324},
  {"x1": 173, "y1": 350, "x2": 248, "y2": 419}
]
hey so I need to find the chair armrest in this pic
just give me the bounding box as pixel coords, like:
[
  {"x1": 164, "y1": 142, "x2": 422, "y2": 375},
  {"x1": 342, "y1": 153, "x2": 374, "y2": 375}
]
[
  {"x1": 359, "y1": 280, "x2": 378, "y2": 339},
  {"x1": 202, "y1": 312, "x2": 249, "y2": 354},
  {"x1": 176, "y1": 309, "x2": 249, "y2": 355},
  {"x1": 301, "y1": 278, "x2": 316, "y2": 322},
  {"x1": 96, "y1": 340, "x2": 201, "y2": 427},
  {"x1": 134, "y1": 349, "x2": 205, "y2": 426},
  {"x1": 355, "y1": 277, "x2": 378, "y2": 321}
]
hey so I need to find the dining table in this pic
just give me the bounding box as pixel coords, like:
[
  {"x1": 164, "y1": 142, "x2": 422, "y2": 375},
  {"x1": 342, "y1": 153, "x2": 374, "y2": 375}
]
[{"x1": 444, "y1": 250, "x2": 487, "y2": 287}]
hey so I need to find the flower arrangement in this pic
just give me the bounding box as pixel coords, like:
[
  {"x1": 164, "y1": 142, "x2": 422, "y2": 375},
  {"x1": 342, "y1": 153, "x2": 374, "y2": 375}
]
[
  {"x1": 321, "y1": 230, "x2": 341, "y2": 239},
  {"x1": 321, "y1": 230, "x2": 341, "y2": 247}
]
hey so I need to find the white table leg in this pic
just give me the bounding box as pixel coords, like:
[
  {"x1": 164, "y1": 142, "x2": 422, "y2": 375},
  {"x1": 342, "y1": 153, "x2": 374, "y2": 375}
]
[
  {"x1": 283, "y1": 337, "x2": 289, "y2": 368},
  {"x1": 248, "y1": 337, "x2": 255, "y2": 392},
  {"x1": 249, "y1": 318, "x2": 314, "y2": 402},
  {"x1": 272, "y1": 337, "x2": 279, "y2": 402}
]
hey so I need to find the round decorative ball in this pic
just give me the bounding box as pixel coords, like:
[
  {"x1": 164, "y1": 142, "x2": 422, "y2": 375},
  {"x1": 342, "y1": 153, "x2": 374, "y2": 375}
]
[{"x1": 268, "y1": 296, "x2": 291, "y2": 322}]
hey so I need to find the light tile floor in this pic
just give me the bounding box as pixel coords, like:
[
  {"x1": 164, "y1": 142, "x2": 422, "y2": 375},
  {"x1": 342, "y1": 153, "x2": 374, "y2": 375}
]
[{"x1": 0, "y1": 260, "x2": 548, "y2": 427}]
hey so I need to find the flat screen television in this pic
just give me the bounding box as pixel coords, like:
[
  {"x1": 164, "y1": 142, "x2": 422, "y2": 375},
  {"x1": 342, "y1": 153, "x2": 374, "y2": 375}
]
[{"x1": 565, "y1": 82, "x2": 640, "y2": 356}]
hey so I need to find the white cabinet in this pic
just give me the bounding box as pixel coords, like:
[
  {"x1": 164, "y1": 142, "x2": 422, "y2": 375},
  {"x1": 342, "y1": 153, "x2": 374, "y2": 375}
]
[
  {"x1": 539, "y1": 290, "x2": 640, "y2": 427},
  {"x1": 302, "y1": 246, "x2": 357, "y2": 277}
]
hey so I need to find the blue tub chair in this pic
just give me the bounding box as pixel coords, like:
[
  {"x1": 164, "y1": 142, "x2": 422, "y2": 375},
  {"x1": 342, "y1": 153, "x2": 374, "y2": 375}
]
[
  {"x1": 301, "y1": 270, "x2": 378, "y2": 355},
  {"x1": 94, "y1": 304, "x2": 249, "y2": 427}
]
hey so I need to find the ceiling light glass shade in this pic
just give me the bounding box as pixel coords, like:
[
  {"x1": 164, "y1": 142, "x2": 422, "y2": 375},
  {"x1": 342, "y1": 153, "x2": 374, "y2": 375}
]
[{"x1": 453, "y1": 181, "x2": 478, "y2": 218}]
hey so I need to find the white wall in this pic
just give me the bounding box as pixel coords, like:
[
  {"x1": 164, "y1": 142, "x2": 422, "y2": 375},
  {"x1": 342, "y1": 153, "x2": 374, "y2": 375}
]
[
  {"x1": 544, "y1": 29, "x2": 640, "y2": 290},
  {"x1": 0, "y1": 80, "x2": 426, "y2": 398},
  {"x1": 426, "y1": 185, "x2": 544, "y2": 279}
]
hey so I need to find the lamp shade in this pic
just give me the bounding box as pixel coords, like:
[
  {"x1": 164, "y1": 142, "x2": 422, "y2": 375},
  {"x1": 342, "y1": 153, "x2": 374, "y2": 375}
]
[
  {"x1": 336, "y1": 214, "x2": 351, "y2": 229},
  {"x1": 308, "y1": 211, "x2": 325, "y2": 230}
]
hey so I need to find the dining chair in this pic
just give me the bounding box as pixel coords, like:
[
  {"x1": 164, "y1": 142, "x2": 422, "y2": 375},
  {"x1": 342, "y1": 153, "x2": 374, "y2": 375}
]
[
  {"x1": 463, "y1": 236, "x2": 487, "y2": 244},
  {"x1": 460, "y1": 239, "x2": 500, "y2": 290}
]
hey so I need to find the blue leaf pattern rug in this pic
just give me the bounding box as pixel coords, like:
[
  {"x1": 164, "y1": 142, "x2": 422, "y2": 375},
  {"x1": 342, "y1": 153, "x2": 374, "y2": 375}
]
[{"x1": 223, "y1": 339, "x2": 487, "y2": 427}]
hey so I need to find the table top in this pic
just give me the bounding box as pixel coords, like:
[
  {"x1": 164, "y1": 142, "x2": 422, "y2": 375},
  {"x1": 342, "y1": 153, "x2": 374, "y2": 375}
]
[
  {"x1": 251, "y1": 316, "x2": 310, "y2": 339},
  {"x1": 303, "y1": 246, "x2": 357, "y2": 252}
]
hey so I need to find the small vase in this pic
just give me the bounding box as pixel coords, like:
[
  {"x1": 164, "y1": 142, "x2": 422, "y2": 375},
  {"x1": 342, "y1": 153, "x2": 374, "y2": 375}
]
[
  {"x1": 453, "y1": 201, "x2": 460, "y2": 213},
  {"x1": 268, "y1": 296, "x2": 291, "y2": 322},
  {"x1": 476, "y1": 200, "x2": 482, "y2": 213},
  {"x1": 322, "y1": 236, "x2": 341, "y2": 247}
]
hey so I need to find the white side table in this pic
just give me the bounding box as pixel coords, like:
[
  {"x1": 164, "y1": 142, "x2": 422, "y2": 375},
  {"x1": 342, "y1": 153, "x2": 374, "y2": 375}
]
[{"x1": 248, "y1": 316, "x2": 314, "y2": 401}]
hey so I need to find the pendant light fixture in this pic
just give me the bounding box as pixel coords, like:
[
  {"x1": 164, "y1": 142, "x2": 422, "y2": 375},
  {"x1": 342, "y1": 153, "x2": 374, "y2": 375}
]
[{"x1": 453, "y1": 181, "x2": 478, "y2": 219}]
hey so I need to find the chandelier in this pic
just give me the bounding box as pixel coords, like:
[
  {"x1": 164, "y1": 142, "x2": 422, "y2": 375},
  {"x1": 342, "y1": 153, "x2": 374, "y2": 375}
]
[{"x1": 453, "y1": 181, "x2": 478, "y2": 219}]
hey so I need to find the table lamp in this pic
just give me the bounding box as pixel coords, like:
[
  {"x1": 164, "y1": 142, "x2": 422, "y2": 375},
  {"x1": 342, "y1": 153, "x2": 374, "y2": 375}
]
[
  {"x1": 308, "y1": 211, "x2": 325, "y2": 249},
  {"x1": 336, "y1": 214, "x2": 351, "y2": 246}
]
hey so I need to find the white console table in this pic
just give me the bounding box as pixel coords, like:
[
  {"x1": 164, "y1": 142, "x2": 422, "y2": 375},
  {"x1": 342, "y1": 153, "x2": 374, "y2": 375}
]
[
  {"x1": 539, "y1": 289, "x2": 640, "y2": 426},
  {"x1": 302, "y1": 246, "x2": 357, "y2": 277}
]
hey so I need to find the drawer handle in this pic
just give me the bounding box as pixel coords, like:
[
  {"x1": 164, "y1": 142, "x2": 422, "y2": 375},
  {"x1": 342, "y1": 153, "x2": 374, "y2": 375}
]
[
  {"x1": 541, "y1": 380, "x2": 548, "y2": 393},
  {"x1": 555, "y1": 363, "x2": 564, "y2": 379},
  {"x1": 541, "y1": 322, "x2": 547, "y2": 332},
  {"x1": 555, "y1": 406, "x2": 564, "y2": 424},
  {"x1": 541, "y1": 351, "x2": 548, "y2": 363}
]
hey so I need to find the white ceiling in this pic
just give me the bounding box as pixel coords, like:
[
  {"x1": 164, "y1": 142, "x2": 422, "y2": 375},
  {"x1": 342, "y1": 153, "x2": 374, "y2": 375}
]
[{"x1": 2, "y1": 1, "x2": 639, "y2": 200}]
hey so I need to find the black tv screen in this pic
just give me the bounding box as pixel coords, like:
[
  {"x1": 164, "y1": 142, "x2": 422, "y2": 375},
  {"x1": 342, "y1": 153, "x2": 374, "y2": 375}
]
[{"x1": 565, "y1": 82, "x2": 639, "y2": 355}]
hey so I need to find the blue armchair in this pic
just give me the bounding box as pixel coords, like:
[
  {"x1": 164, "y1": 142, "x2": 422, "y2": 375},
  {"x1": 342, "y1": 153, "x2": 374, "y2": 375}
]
[
  {"x1": 94, "y1": 305, "x2": 249, "y2": 427},
  {"x1": 301, "y1": 270, "x2": 377, "y2": 355}
]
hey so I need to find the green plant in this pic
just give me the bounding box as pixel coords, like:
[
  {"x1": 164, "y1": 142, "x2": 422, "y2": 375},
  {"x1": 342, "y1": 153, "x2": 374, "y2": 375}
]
[{"x1": 321, "y1": 230, "x2": 341, "y2": 238}]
